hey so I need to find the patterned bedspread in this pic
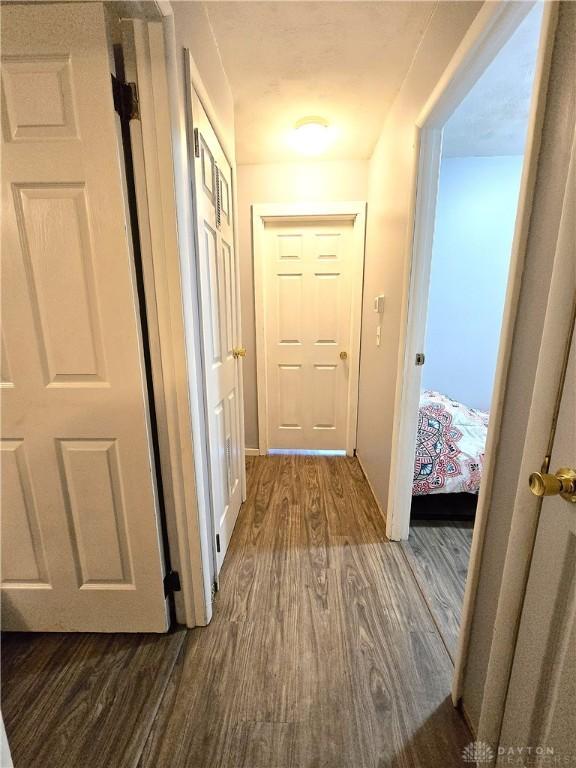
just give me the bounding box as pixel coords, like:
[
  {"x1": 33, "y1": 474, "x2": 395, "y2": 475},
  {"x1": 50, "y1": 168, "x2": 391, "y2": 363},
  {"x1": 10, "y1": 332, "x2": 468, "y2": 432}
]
[{"x1": 413, "y1": 390, "x2": 489, "y2": 495}]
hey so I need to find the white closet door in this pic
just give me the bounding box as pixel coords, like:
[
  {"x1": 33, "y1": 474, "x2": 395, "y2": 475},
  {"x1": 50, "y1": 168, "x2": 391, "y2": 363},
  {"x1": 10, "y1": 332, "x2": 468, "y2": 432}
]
[
  {"x1": 1, "y1": 2, "x2": 168, "y2": 632},
  {"x1": 188, "y1": 85, "x2": 243, "y2": 573}
]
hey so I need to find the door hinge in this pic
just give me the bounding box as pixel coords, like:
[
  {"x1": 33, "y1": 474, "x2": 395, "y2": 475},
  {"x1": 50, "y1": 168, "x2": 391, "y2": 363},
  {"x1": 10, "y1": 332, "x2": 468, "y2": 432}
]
[
  {"x1": 415, "y1": 352, "x2": 426, "y2": 366},
  {"x1": 193, "y1": 128, "x2": 200, "y2": 158},
  {"x1": 111, "y1": 74, "x2": 140, "y2": 122},
  {"x1": 163, "y1": 570, "x2": 181, "y2": 597},
  {"x1": 216, "y1": 534, "x2": 221, "y2": 553}
]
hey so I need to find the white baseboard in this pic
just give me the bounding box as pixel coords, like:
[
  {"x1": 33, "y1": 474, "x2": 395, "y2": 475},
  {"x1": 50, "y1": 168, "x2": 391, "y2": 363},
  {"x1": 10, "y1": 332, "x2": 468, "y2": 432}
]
[
  {"x1": 355, "y1": 453, "x2": 386, "y2": 522},
  {"x1": 245, "y1": 448, "x2": 260, "y2": 456}
]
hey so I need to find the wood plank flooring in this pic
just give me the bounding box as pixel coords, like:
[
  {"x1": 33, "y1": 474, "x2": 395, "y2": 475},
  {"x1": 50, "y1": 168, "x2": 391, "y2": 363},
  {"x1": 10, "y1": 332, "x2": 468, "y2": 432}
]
[
  {"x1": 2, "y1": 456, "x2": 471, "y2": 768},
  {"x1": 402, "y1": 520, "x2": 474, "y2": 661},
  {"x1": 1, "y1": 629, "x2": 185, "y2": 768}
]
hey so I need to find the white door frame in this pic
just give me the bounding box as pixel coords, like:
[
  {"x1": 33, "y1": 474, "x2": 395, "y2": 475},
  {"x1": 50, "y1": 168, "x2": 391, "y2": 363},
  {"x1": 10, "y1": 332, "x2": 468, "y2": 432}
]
[
  {"x1": 387, "y1": 0, "x2": 543, "y2": 542},
  {"x1": 118, "y1": 15, "x2": 209, "y2": 628},
  {"x1": 160, "y1": 9, "x2": 216, "y2": 622},
  {"x1": 110, "y1": 0, "x2": 246, "y2": 626},
  {"x1": 252, "y1": 202, "x2": 366, "y2": 457},
  {"x1": 383, "y1": 0, "x2": 557, "y2": 705},
  {"x1": 163, "y1": 9, "x2": 246, "y2": 594}
]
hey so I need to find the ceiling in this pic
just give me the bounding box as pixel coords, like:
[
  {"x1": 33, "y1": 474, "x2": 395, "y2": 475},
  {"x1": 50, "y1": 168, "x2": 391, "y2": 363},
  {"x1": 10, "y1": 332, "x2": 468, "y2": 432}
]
[
  {"x1": 443, "y1": 3, "x2": 543, "y2": 158},
  {"x1": 204, "y1": 1, "x2": 436, "y2": 164}
]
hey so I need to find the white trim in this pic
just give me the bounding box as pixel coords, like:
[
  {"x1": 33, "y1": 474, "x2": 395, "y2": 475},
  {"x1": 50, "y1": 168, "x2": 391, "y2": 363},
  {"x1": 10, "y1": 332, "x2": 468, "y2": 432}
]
[
  {"x1": 108, "y1": 0, "x2": 245, "y2": 624},
  {"x1": 356, "y1": 454, "x2": 386, "y2": 521},
  {"x1": 160, "y1": 12, "x2": 215, "y2": 623},
  {"x1": 386, "y1": 126, "x2": 443, "y2": 541},
  {"x1": 252, "y1": 209, "x2": 268, "y2": 457},
  {"x1": 382, "y1": 0, "x2": 553, "y2": 708},
  {"x1": 231, "y1": 168, "x2": 248, "y2": 501},
  {"x1": 121, "y1": 18, "x2": 209, "y2": 627},
  {"x1": 252, "y1": 201, "x2": 366, "y2": 457},
  {"x1": 245, "y1": 448, "x2": 260, "y2": 457}
]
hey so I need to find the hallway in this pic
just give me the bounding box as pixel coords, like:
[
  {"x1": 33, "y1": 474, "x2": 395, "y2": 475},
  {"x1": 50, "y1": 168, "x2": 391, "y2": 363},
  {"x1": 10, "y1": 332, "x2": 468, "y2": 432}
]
[{"x1": 2, "y1": 457, "x2": 471, "y2": 767}]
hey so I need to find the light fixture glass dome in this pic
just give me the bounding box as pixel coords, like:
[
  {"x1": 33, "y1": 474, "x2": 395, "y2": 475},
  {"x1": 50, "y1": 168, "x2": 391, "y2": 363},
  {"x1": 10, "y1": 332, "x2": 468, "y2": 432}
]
[{"x1": 291, "y1": 117, "x2": 331, "y2": 156}]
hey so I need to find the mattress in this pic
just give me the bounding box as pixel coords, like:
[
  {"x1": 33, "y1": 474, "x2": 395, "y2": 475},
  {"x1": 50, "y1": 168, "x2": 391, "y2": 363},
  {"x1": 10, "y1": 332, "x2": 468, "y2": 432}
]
[{"x1": 413, "y1": 390, "x2": 489, "y2": 496}]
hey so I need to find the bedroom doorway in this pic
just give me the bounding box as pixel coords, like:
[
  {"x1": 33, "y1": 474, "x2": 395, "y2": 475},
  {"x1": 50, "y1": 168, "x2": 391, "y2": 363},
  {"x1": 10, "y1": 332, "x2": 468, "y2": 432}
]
[{"x1": 393, "y1": 2, "x2": 546, "y2": 660}]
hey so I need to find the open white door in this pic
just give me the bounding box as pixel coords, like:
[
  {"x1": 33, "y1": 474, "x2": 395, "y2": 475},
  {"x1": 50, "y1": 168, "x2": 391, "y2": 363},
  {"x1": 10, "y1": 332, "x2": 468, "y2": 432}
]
[
  {"x1": 495, "y1": 124, "x2": 576, "y2": 759},
  {"x1": 1, "y1": 3, "x2": 168, "y2": 632},
  {"x1": 187, "y1": 76, "x2": 244, "y2": 574}
]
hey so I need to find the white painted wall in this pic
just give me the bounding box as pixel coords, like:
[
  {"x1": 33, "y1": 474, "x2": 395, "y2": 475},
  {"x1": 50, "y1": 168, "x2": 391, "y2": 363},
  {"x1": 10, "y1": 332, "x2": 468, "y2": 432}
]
[
  {"x1": 237, "y1": 160, "x2": 369, "y2": 449},
  {"x1": 356, "y1": 1, "x2": 482, "y2": 513},
  {"x1": 422, "y1": 155, "x2": 524, "y2": 412}
]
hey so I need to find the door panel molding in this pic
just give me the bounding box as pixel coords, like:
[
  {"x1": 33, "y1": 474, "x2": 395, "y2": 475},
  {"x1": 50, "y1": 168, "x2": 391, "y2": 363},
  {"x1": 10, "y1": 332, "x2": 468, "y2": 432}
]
[{"x1": 120, "y1": 18, "x2": 212, "y2": 627}]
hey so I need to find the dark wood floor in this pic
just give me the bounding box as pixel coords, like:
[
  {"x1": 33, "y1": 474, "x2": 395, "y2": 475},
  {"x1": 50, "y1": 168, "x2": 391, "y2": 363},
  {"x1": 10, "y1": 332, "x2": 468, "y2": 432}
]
[
  {"x1": 402, "y1": 520, "x2": 474, "y2": 662},
  {"x1": 2, "y1": 456, "x2": 471, "y2": 768}
]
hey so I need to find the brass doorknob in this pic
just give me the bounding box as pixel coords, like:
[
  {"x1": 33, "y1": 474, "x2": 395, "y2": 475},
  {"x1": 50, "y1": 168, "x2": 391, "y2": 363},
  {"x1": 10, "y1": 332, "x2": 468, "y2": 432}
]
[
  {"x1": 340, "y1": 351, "x2": 348, "y2": 360},
  {"x1": 233, "y1": 347, "x2": 246, "y2": 359},
  {"x1": 529, "y1": 467, "x2": 576, "y2": 503}
]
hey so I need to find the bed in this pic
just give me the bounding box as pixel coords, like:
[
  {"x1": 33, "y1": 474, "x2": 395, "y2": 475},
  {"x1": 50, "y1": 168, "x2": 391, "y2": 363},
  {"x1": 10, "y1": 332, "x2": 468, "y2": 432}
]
[{"x1": 413, "y1": 390, "x2": 489, "y2": 497}]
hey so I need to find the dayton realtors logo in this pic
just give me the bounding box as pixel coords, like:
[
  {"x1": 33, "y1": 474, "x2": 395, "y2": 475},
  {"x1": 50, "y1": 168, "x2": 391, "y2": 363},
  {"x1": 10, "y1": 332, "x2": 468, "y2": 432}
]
[
  {"x1": 462, "y1": 741, "x2": 495, "y2": 763},
  {"x1": 462, "y1": 742, "x2": 562, "y2": 766}
]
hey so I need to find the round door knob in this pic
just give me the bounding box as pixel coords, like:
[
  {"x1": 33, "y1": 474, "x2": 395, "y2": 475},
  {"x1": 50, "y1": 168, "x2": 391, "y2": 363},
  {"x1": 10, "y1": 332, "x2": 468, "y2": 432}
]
[
  {"x1": 340, "y1": 351, "x2": 348, "y2": 360},
  {"x1": 529, "y1": 468, "x2": 576, "y2": 502},
  {"x1": 233, "y1": 347, "x2": 246, "y2": 359},
  {"x1": 529, "y1": 472, "x2": 562, "y2": 497}
]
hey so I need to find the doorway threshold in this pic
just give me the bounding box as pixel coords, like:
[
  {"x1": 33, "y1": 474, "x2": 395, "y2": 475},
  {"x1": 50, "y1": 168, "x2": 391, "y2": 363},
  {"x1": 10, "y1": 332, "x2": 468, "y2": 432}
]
[{"x1": 267, "y1": 449, "x2": 346, "y2": 456}]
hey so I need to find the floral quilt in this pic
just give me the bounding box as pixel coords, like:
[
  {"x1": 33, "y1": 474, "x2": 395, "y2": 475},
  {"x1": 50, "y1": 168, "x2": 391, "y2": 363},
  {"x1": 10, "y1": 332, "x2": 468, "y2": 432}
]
[{"x1": 413, "y1": 390, "x2": 489, "y2": 495}]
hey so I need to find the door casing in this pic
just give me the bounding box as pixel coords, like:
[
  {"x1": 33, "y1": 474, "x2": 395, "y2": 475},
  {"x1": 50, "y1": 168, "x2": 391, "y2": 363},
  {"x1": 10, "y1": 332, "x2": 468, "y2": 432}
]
[
  {"x1": 252, "y1": 202, "x2": 366, "y2": 457},
  {"x1": 104, "y1": 3, "x2": 241, "y2": 626},
  {"x1": 386, "y1": 0, "x2": 545, "y2": 544},
  {"x1": 118, "y1": 14, "x2": 210, "y2": 628},
  {"x1": 125, "y1": 8, "x2": 245, "y2": 624}
]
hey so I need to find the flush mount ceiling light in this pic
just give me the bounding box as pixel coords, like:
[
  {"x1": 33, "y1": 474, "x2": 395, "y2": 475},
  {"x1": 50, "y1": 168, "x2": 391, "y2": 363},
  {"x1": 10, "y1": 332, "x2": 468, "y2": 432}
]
[{"x1": 291, "y1": 117, "x2": 332, "y2": 156}]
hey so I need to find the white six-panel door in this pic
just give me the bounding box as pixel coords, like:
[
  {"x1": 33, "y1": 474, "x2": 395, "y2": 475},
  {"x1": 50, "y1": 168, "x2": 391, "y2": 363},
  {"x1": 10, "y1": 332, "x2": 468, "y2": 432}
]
[
  {"x1": 188, "y1": 85, "x2": 243, "y2": 573},
  {"x1": 256, "y1": 211, "x2": 365, "y2": 454},
  {"x1": 1, "y1": 3, "x2": 168, "y2": 631}
]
